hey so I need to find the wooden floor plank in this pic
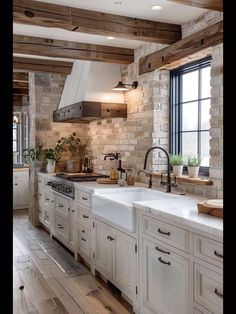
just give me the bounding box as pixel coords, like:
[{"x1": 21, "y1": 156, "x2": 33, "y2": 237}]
[
  {"x1": 72, "y1": 274, "x2": 131, "y2": 314},
  {"x1": 13, "y1": 211, "x2": 133, "y2": 314}
]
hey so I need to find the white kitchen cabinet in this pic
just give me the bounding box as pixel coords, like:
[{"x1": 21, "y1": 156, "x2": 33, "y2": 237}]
[
  {"x1": 113, "y1": 228, "x2": 137, "y2": 300},
  {"x1": 74, "y1": 188, "x2": 92, "y2": 265},
  {"x1": 92, "y1": 218, "x2": 137, "y2": 302},
  {"x1": 141, "y1": 238, "x2": 189, "y2": 314},
  {"x1": 53, "y1": 192, "x2": 75, "y2": 250},
  {"x1": 13, "y1": 168, "x2": 29, "y2": 209},
  {"x1": 93, "y1": 219, "x2": 113, "y2": 279}
]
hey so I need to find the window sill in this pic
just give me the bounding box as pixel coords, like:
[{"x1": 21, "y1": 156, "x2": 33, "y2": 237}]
[{"x1": 146, "y1": 172, "x2": 213, "y2": 186}]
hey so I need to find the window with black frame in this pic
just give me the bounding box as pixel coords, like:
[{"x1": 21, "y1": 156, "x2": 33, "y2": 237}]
[
  {"x1": 170, "y1": 57, "x2": 211, "y2": 176},
  {"x1": 13, "y1": 112, "x2": 29, "y2": 164}
]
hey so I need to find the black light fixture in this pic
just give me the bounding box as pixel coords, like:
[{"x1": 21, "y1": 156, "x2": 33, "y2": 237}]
[{"x1": 112, "y1": 81, "x2": 138, "y2": 91}]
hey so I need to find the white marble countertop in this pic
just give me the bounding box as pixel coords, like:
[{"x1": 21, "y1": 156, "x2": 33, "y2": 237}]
[
  {"x1": 134, "y1": 198, "x2": 223, "y2": 240},
  {"x1": 38, "y1": 172, "x2": 223, "y2": 239}
]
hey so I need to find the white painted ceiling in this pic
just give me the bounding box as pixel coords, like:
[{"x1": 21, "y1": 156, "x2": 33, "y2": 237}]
[
  {"x1": 34, "y1": 0, "x2": 207, "y2": 24},
  {"x1": 14, "y1": 0, "x2": 208, "y2": 55}
]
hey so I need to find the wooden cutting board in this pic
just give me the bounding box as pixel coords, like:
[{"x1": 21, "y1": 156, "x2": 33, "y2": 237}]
[
  {"x1": 97, "y1": 178, "x2": 118, "y2": 184},
  {"x1": 197, "y1": 199, "x2": 223, "y2": 218}
]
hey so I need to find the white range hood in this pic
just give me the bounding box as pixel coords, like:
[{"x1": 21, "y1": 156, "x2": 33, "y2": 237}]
[{"x1": 58, "y1": 60, "x2": 125, "y2": 108}]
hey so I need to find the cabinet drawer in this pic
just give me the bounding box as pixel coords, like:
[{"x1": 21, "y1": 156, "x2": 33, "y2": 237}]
[
  {"x1": 78, "y1": 207, "x2": 91, "y2": 229},
  {"x1": 143, "y1": 215, "x2": 189, "y2": 252},
  {"x1": 54, "y1": 215, "x2": 69, "y2": 242},
  {"x1": 54, "y1": 195, "x2": 70, "y2": 219},
  {"x1": 78, "y1": 224, "x2": 90, "y2": 238},
  {"x1": 194, "y1": 263, "x2": 223, "y2": 314},
  {"x1": 77, "y1": 227, "x2": 90, "y2": 258},
  {"x1": 194, "y1": 234, "x2": 223, "y2": 267},
  {"x1": 77, "y1": 191, "x2": 91, "y2": 208}
]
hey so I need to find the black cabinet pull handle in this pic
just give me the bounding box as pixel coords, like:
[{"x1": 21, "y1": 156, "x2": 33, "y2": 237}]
[
  {"x1": 68, "y1": 208, "x2": 70, "y2": 211},
  {"x1": 72, "y1": 209, "x2": 75, "y2": 212},
  {"x1": 82, "y1": 197, "x2": 88, "y2": 200},
  {"x1": 214, "y1": 250, "x2": 223, "y2": 258},
  {"x1": 83, "y1": 215, "x2": 89, "y2": 218},
  {"x1": 214, "y1": 288, "x2": 223, "y2": 299},
  {"x1": 155, "y1": 246, "x2": 170, "y2": 255},
  {"x1": 110, "y1": 237, "x2": 114, "y2": 241},
  {"x1": 81, "y1": 238, "x2": 86, "y2": 241},
  {"x1": 158, "y1": 228, "x2": 170, "y2": 236},
  {"x1": 82, "y1": 230, "x2": 85, "y2": 233},
  {"x1": 57, "y1": 203, "x2": 63, "y2": 207},
  {"x1": 158, "y1": 257, "x2": 171, "y2": 266},
  {"x1": 15, "y1": 183, "x2": 18, "y2": 186},
  {"x1": 46, "y1": 198, "x2": 50, "y2": 201},
  {"x1": 107, "y1": 235, "x2": 111, "y2": 240}
]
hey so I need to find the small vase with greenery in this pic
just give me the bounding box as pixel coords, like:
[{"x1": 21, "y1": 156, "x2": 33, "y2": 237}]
[
  {"x1": 170, "y1": 154, "x2": 185, "y2": 176},
  {"x1": 44, "y1": 148, "x2": 61, "y2": 173},
  {"x1": 187, "y1": 156, "x2": 201, "y2": 178}
]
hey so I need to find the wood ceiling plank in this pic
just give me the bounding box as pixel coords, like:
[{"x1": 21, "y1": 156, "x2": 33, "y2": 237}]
[
  {"x1": 13, "y1": 0, "x2": 181, "y2": 44},
  {"x1": 13, "y1": 34, "x2": 134, "y2": 64},
  {"x1": 13, "y1": 72, "x2": 29, "y2": 82},
  {"x1": 13, "y1": 95, "x2": 29, "y2": 106},
  {"x1": 13, "y1": 57, "x2": 73, "y2": 75},
  {"x1": 167, "y1": 0, "x2": 223, "y2": 12},
  {"x1": 139, "y1": 20, "x2": 223, "y2": 75}
]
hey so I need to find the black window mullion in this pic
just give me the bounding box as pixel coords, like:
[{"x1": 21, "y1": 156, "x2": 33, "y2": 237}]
[{"x1": 198, "y1": 67, "x2": 201, "y2": 158}]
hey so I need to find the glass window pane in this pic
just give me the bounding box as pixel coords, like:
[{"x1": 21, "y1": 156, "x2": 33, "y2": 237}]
[
  {"x1": 201, "y1": 99, "x2": 210, "y2": 130},
  {"x1": 201, "y1": 66, "x2": 211, "y2": 99},
  {"x1": 13, "y1": 129, "x2": 17, "y2": 141},
  {"x1": 181, "y1": 132, "x2": 198, "y2": 157},
  {"x1": 13, "y1": 141, "x2": 17, "y2": 152},
  {"x1": 182, "y1": 70, "x2": 198, "y2": 102},
  {"x1": 182, "y1": 102, "x2": 198, "y2": 131},
  {"x1": 200, "y1": 131, "x2": 210, "y2": 167}
]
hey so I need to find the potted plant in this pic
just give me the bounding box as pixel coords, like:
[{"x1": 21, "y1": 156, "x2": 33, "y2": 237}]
[
  {"x1": 54, "y1": 132, "x2": 86, "y2": 172},
  {"x1": 43, "y1": 148, "x2": 61, "y2": 173},
  {"x1": 187, "y1": 156, "x2": 201, "y2": 178},
  {"x1": 170, "y1": 154, "x2": 185, "y2": 176},
  {"x1": 23, "y1": 145, "x2": 46, "y2": 171}
]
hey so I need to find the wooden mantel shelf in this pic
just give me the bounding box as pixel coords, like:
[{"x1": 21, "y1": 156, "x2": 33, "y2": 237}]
[{"x1": 145, "y1": 172, "x2": 213, "y2": 186}]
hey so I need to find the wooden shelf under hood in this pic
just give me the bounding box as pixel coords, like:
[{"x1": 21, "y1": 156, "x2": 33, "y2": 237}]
[{"x1": 53, "y1": 101, "x2": 127, "y2": 123}]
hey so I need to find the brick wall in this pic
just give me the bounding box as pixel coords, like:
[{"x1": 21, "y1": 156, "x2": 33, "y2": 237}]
[{"x1": 29, "y1": 73, "x2": 87, "y2": 149}]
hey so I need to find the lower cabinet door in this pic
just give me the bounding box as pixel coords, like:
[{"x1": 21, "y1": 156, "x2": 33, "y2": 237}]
[
  {"x1": 194, "y1": 263, "x2": 223, "y2": 314},
  {"x1": 142, "y1": 238, "x2": 189, "y2": 314},
  {"x1": 113, "y1": 229, "x2": 137, "y2": 301},
  {"x1": 93, "y1": 219, "x2": 113, "y2": 279}
]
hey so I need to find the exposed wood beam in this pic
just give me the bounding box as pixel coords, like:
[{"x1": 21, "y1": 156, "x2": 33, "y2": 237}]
[
  {"x1": 13, "y1": 34, "x2": 134, "y2": 64},
  {"x1": 13, "y1": 72, "x2": 28, "y2": 82},
  {"x1": 13, "y1": 57, "x2": 73, "y2": 75},
  {"x1": 13, "y1": 95, "x2": 29, "y2": 106},
  {"x1": 167, "y1": 0, "x2": 223, "y2": 11},
  {"x1": 13, "y1": 88, "x2": 29, "y2": 96},
  {"x1": 139, "y1": 20, "x2": 223, "y2": 75},
  {"x1": 13, "y1": 0, "x2": 181, "y2": 44},
  {"x1": 13, "y1": 81, "x2": 28, "y2": 89}
]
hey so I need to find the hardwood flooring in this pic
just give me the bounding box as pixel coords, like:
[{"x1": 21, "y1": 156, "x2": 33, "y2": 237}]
[{"x1": 13, "y1": 210, "x2": 133, "y2": 314}]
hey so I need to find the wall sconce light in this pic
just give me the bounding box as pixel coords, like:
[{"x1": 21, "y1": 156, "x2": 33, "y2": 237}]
[{"x1": 112, "y1": 81, "x2": 138, "y2": 91}]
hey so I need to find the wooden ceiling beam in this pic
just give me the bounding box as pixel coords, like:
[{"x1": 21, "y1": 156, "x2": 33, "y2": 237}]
[
  {"x1": 13, "y1": 88, "x2": 29, "y2": 96},
  {"x1": 13, "y1": 81, "x2": 28, "y2": 89},
  {"x1": 167, "y1": 0, "x2": 223, "y2": 12},
  {"x1": 13, "y1": 0, "x2": 181, "y2": 44},
  {"x1": 13, "y1": 72, "x2": 28, "y2": 82},
  {"x1": 139, "y1": 20, "x2": 223, "y2": 75},
  {"x1": 13, "y1": 57, "x2": 73, "y2": 75},
  {"x1": 13, "y1": 34, "x2": 134, "y2": 64},
  {"x1": 13, "y1": 95, "x2": 29, "y2": 106}
]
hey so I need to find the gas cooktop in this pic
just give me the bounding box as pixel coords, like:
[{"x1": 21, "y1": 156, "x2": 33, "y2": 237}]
[{"x1": 55, "y1": 172, "x2": 109, "y2": 182}]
